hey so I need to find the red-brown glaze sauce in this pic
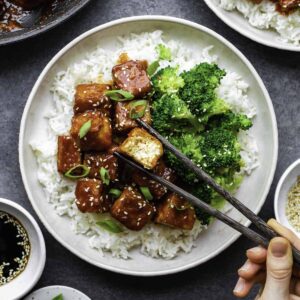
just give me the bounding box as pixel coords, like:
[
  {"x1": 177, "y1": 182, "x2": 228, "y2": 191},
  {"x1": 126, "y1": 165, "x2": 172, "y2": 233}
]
[
  {"x1": 0, "y1": 0, "x2": 62, "y2": 33},
  {"x1": 249, "y1": 0, "x2": 299, "y2": 15}
]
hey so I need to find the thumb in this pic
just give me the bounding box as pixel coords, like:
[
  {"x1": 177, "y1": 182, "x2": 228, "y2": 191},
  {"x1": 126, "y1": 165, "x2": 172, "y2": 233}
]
[{"x1": 261, "y1": 237, "x2": 293, "y2": 300}]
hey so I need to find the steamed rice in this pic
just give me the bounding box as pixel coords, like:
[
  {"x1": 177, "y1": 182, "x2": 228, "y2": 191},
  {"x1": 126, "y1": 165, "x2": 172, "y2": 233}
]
[
  {"x1": 30, "y1": 31, "x2": 259, "y2": 259},
  {"x1": 216, "y1": 0, "x2": 300, "y2": 46}
]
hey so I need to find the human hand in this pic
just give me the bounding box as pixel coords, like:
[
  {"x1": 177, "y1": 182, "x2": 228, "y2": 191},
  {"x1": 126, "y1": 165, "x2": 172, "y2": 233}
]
[{"x1": 233, "y1": 219, "x2": 300, "y2": 299}]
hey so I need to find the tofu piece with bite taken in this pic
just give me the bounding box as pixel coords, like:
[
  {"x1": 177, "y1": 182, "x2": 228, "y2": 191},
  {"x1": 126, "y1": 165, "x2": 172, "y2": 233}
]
[
  {"x1": 83, "y1": 152, "x2": 118, "y2": 181},
  {"x1": 112, "y1": 60, "x2": 152, "y2": 98},
  {"x1": 57, "y1": 135, "x2": 81, "y2": 174},
  {"x1": 75, "y1": 178, "x2": 106, "y2": 213},
  {"x1": 70, "y1": 111, "x2": 112, "y2": 151},
  {"x1": 74, "y1": 84, "x2": 112, "y2": 115},
  {"x1": 118, "y1": 128, "x2": 163, "y2": 169},
  {"x1": 132, "y1": 160, "x2": 176, "y2": 200},
  {"x1": 110, "y1": 186, "x2": 155, "y2": 231},
  {"x1": 114, "y1": 101, "x2": 151, "y2": 133},
  {"x1": 155, "y1": 193, "x2": 196, "y2": 230}
]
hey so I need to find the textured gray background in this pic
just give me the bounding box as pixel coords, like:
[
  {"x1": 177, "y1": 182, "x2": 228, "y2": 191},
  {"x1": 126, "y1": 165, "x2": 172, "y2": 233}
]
[{"x1": 0, "y1": 0, "x2": 299, "y2": 299}]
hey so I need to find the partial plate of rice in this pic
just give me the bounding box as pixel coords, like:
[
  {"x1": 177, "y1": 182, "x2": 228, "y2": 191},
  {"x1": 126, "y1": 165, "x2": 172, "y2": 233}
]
[
  {"x1": 19, "y1": 16, "x2": 278, "y2": 276},
  {"x1": 204, "y1": 0, "x2": 300, "y2": 51}
]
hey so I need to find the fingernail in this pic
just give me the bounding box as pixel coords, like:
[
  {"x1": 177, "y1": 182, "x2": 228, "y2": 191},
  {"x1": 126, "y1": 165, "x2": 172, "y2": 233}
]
[
  {"x1": 247, "y1": 246, "x2": 262, "y2": 256},
  {"x1": 233, "y1": 278, "x2": 245, "y2": 293},
  {"x1": 271, "y1": 238, "x2": 288, "y2": 257}
]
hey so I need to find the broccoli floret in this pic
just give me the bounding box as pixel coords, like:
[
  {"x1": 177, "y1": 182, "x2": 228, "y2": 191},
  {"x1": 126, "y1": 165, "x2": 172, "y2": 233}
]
[
  {"x1": 156, "y1": 44, "x2": 172, "y2": 61},
  {"x1": 152, "y1": 94, "x2": 203, "y2": 134},
  {"x1": 152, "y1": 67, "x2": 185, "y2": 98},
  {"x1": 179, "y1": 63, "x2": 227, "y2": 122},
  {"x1": 200, "y1": 128, "x2": 242, "y2": 175},
  {"x1": 165, "y1": 133, "x2": 202, "y2": 182},
  {"x1": 208, "y1": 112, "x2": 253, "y2": 132}
]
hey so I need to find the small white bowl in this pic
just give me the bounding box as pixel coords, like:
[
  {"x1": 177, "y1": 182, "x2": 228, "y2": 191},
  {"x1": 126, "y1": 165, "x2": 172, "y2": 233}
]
[
  {"x1": 0, "y1": 198, "x2": 46, "y2": 300},
  {"x1": 24, "y1": 286, "x2": 91, "y2": 300},
  {"x1": 275, "y1": 159, "x2": 300, "y2": 235}
]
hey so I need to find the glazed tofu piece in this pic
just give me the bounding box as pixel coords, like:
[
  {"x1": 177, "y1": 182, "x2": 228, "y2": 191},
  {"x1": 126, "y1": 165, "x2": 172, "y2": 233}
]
[
  {"x1": 112, "y1": 60, "x2": 152, "y2": 98},
  {"x1": 118, "y1": 128, "x2": 163, "y2": 169},
  {"x1": 155, "y1": 193, "x2": 196, "y2": 230},
  {"x1": 279, "y1": 0, "x2": 300, "y2": 11},
  {"x1": 11, "y1": 0, "x2": 49, "y2": 9},
  {"x1": 75, "y1": 179, "x2": 104, "y2": 213},
  {"x1": 83, "y1": 152, "x2": 118, "y2": 181},
  {"x1": 132, "y1": 160, "x2": 176, "y2": 200},
  {"x1": 74, "y1": 84, "x2": 112, "y2": 115},
  {"x1": 114, "y1": 101, "x2": 151, "y2": 133},
  {"x1": 110, "y1": 187, "x2": 155, "y2": 231},
  {"x1": 0, "y1": 0, "x2": 5, "y2": 16},
  {"x1": 70, "y1": 111, "x2": 112, "y2": 151},
  {"x1": 57, "y1": 135, "x2": 81, "y2": 174}
]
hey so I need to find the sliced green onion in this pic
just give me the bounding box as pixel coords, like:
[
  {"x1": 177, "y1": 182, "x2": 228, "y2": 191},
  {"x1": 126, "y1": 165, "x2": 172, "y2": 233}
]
[
  {"x1": 64, "y1": 164, "x2": 90, "y2": 179},
  {"x1": 52, "y1": 294, "x2": 63, "y2": 300},
  {"x1": 108, "y1": 188, "x2": 122, "y2": 199},
  {"x1": 105, "y1": 89, "x2": 134, "y2": 101},
  {"x1": 147, "y1": 60, "x2": 160, "y2": 76},
  {"x1": 100, "y1": 167, "x2": 110, "y2": 185},
  {"x1": 129, "y1": 100, "x2": 147, "y2": 119},
  {"x1": 79, "y1": 120, "x2": 92, "y2": 139},
  {"x1": 171, "y1": 202, "x2": 191, "y2": 211},
  {"x1": 97, "y1": 220, "x2": 123, "y2": 233},
  {"x1": 140, "y1": 186, "x2": 153, "y2": 201}
]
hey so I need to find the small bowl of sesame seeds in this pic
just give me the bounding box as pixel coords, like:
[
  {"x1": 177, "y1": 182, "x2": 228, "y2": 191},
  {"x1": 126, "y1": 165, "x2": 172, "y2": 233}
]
[
  {"x1": 0, "y1": 198, "x2": 46, "y2": 300},
  {"x1": 275, "y1": 159, "x2": 300, "y2": 236}
]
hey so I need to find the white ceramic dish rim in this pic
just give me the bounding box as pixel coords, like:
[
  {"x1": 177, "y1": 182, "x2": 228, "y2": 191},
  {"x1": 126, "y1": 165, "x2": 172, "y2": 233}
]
[
  {"x1": 274, "y1": 159, "x2": 300, "y2": 226},
  {"x1": 203, "y1": 0, "x2": 300, "y2": 52},
  {"x1": 19, "y1": 15, "x2": 278, "y2": 276},
  {"x1": 24, "y1": 285, "x2": 91, "y2": 300},
  {"x1": 0, "y1": 198, "x2": 46, "y2": 299}
]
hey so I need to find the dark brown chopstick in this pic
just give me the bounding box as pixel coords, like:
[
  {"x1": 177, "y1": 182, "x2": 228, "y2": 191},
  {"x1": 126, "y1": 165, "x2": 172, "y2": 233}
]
[
  {"x1": 136, "y1": 119, "x2": 275, "y2": 238},
  {"x1": 114, "y1": 152, "x2": 269, "y2": 248},
  {"x1": 135, "y1": 119, "x2": 300, "y2": 264}
]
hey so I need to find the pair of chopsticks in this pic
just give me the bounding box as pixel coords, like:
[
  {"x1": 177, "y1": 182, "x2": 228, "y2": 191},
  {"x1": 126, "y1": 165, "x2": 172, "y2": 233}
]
[{"x1": 114, "y1": 119, "x2": 300, "y2": 264}]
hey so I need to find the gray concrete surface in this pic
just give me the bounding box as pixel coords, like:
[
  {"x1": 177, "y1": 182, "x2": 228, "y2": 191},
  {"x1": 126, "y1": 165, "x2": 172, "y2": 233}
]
[{"x1": 0, "y1": 0, "x2": 299, "y2": 299}]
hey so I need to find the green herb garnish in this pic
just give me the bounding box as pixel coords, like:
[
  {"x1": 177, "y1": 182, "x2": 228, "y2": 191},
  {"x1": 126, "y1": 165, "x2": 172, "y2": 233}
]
[
  {"x1": 140, "y1": 187, "x2": 153, "y2": 201},
  {"x1": 156, "y1": 44, "x2": 172, "y2": 61},
  {"x1": 147, "y1": 60, "x2": 160, "y2": 76},
  {"x1": 52, "y1": 294, "x2": 63, "y2": 300},
  {"x1": 64, "y1": 164, "x2": 90, "y2": 179},
  {"x1": 100, "y1": 167, "x2": 110, "y2": 185},
  {"x1": 129, "y1": 100, "x2": 148, "y2": 119},
  {"x1": 79, "y1": 120, "x2": 92, "y2": 139},
  {"x1": 105, "y1": 89, "x2": 134, "y2": 101},
  {"x1": 97, "y1": 220, "x2": 123, "y2": 233},
  {"x1": 108, "y1": 188, "x2": 122, "y2": 199}
]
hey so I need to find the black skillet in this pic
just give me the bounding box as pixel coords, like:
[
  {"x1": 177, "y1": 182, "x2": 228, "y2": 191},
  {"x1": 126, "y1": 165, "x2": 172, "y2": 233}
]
[{"x1": 0, "y1": 0, "x2": 91, "y2": 46}]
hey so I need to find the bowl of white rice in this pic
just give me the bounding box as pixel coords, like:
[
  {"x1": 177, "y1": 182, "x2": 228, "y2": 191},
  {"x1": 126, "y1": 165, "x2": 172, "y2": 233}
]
[
  {"x1": 204, "y1": 0, "x2": 300, "y2": 51},
  {"x1": 19, "y1": 16, "x2": 278, "y2": 276}
]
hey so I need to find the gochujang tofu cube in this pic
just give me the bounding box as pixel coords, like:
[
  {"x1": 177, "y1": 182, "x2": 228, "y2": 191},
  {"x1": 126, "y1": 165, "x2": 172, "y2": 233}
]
[
  {"x1": 75, "y1": 178, "x2": 105, "y2": 213},
  {"x1": 119, "y1": 128, "x2": 163, "y2": 169},
  {"x1": 114, "y1": 101, "x2": 151, "y2": 133},
  {"x1": 155, "y1": 193, "x2": 196, "y2": 230},
  {"x1": 57, "y1": 135, "x2": 81, "y2": 174},
  {"x1": 83, "y1": 152, "x2": 118, "y2": 181},
  {"x1": 70, "y1": 111, "x2": 112, "y2": 151},
  {"x1": 74, "y1": 84, "x2": 112, "y2": 115},
  {"x1": 112, "y1": 60, "x2": 151, "y2": 98},
  {"x1": 110, "y1": 187, "x2": 154, "y2": 231},
  {"x1": 132, "y1": 160, "x2": 176, "y2": 200}
]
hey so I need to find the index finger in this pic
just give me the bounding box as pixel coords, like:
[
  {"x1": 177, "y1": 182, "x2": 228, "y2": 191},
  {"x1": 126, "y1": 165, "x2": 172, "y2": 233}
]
[{"x1": 267, "y1": 219, "x2": 300, "y2": 250}]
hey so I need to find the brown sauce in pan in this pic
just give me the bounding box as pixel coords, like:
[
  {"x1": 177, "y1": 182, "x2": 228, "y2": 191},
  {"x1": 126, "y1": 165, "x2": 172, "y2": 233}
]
[{"x1": 0, "y1": 0, "x2": 62, "y2": 33}]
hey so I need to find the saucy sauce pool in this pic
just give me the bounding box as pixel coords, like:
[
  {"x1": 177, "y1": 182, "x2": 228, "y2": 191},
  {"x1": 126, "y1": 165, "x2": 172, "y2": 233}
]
[{"x1": 0, "y1": 211, "x2": 30, "y2": 286}]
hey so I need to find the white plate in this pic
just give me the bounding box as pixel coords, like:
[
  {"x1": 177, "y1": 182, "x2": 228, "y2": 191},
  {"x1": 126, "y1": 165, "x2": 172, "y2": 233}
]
[
  {"x1": 0, "y1": 198, "x2": 46, "y2": 300},
  {"x1": 24, "y1": 286, "x2": 91, "y2": 300},
  {"x1": 274, "y1": 159, "x2": 300, "y2": 235},
  {"x1": 19, "y1": 16, "x2": 278, "y2": 276},
  {"x1": 203, "y1": 0, "x2": 300, "y2": 52}
]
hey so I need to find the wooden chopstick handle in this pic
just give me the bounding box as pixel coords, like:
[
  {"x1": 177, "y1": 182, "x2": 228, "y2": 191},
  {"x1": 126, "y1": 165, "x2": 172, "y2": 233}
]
[{"x1": 136, "y1": 119, "x2": 277, "y2": 240}]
